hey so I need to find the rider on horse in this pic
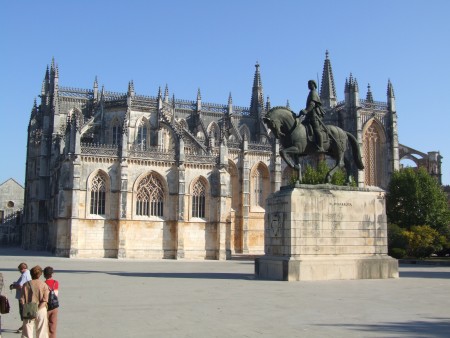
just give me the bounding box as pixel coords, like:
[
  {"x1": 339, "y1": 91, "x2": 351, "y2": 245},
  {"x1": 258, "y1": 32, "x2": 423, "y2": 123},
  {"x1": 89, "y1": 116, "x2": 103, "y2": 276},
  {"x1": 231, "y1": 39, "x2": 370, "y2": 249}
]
[{"x1": 298, "y1": 80, "x2": 325, "y2": 152}]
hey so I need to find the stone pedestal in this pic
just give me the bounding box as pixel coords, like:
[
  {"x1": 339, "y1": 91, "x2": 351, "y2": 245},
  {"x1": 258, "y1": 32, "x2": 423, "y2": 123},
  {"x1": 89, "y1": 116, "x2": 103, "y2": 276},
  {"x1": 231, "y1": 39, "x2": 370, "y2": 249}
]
[{"x1": 255, "y1": 184, "x2": 398, "y2": 281}]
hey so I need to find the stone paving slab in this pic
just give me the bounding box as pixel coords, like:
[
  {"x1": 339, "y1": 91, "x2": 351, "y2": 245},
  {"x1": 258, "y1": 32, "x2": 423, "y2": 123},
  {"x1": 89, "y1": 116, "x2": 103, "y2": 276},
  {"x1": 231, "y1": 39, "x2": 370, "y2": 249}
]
[{"x1": 1, "y1": 248, "x2": 450, "y2": 337}]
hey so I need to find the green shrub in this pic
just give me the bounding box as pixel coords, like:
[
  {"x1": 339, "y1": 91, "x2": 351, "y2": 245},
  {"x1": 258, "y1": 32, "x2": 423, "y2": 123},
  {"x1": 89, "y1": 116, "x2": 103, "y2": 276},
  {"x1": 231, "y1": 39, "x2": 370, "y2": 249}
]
[
  {"x1": 300, "y1": 161, "x2": 355, "y2": 186},
  {"x1": 402, "y1": 225, "x2": 447, "y2": 258},
  {"x1": 388, "y1": 223, "x2": 407, "y2": 251},
  {"x1": 390, "y1": 248, "x2": 407, "y2": 259}
]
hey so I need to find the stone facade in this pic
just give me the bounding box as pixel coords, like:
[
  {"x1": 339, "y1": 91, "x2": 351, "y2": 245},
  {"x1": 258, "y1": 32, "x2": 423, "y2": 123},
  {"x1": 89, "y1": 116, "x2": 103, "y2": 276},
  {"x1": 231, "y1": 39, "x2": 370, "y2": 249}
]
[
  {"x1": 0, "y1": 178, "x2": 24, "y2": 245},
  {"x1": 22, "y1": 53, "x2": 442, "y2": 259}
]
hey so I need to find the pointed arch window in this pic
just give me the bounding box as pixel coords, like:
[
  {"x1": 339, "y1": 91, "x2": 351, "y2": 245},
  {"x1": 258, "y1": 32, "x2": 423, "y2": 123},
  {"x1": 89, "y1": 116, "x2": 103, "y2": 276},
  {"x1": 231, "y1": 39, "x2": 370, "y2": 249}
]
[
  {"x1": 136, "y1": 174, "x2": 164, "y2": 216},
  {"x1": 136, "y1": 120, "x2": 149, "y2": 150},
  {"x1": 252, "y1": 164, "x2": 269, "y2": 208},
  {"x1": 111, "y1": 118, "x2": 121, "y2": 145},
  {"x1": 240, "y1": 125, "x2": 251, "y2": 142},
  {"x1": 192, "y1": 180, "x2": 206, "y2": 218},
  {"x1": 90, "y1": 174, "x2": 106, "y2": 215},
  {"x1": 253, "y1": 167, "x2": 264, "y2": 207},
  {"x1": 208, "y1": 123, "x2": 220, "y2": 147},
  {"x1": 364, "y1": 124, "x2": 382, "y2": 186}
]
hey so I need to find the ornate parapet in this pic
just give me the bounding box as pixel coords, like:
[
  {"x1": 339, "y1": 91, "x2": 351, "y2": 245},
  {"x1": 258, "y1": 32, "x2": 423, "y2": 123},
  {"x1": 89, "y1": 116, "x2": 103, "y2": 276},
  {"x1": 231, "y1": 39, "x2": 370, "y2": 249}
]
[
  {"x1": 80, "y1": 143, "x2": 120, "y2": 157},
  {"x1": 128, "y1": 145, "x2": 175, "y2": 161}
]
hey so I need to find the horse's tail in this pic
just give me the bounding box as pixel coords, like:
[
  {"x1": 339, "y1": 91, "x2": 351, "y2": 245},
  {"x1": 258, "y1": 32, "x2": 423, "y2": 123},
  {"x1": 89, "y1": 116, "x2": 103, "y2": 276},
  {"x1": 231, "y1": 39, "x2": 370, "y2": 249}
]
[{"x1": 346, "y1": 132, "x2": 365, "y2": 170}]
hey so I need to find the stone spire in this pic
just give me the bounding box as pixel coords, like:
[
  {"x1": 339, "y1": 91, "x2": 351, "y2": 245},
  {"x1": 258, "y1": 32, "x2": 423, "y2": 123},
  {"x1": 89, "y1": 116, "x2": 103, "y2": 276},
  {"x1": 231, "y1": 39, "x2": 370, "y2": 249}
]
[
  {"x1": 49, "y1": 58, "x2": 58, "y2": 94},
  {"x1": 31, "y1": 98, "x2": 38, "y2": 117},
  {"x1": 344, "y1": 73, "x2": 360, "y2": 107},
  {"x1": 171, "y1": 94, "x2": 176, "y2": 123},
  {"x1": 127, "y1": 80, "x2": 135, "y2": 97},
  {"x1": 320, "y1": 50, "x2": 337, "y2": 108},
  {"x1": 387, "y1": 79, "x2": 395, "y2": 98},
  {"x1": 50, "y1": 60, "x2": 59, "y2": 118},
  {"x1": 157, "y1": 86, "x2": 162, "y2": 99},
  {"x1": 286, "y1": 100, "x2": 290, "y2": 109},
  {"x1": 196, "y1": 88, "x2": 202, "y2": 111},
  {"x1": 266, "y1": 96, "x2": 271, "y2": 111},
  {"x1": 41, "y1": 66, "x2": 49, "y2": 96},
  {"x1": 93, "y1": 76, "x2": 99, "y2": 101},
  {"x1": 366, "y1": 83, "x2": 374, "y2": 102},
  {"x1": 164, "y1": 84, "x2": 169, "y2": 103},
  {"x1": 387, "y1": 79, "x2": 396, "y2": 112},
  {"x1": 250, "y1": 62, "x2": 264, "y2": 116}
]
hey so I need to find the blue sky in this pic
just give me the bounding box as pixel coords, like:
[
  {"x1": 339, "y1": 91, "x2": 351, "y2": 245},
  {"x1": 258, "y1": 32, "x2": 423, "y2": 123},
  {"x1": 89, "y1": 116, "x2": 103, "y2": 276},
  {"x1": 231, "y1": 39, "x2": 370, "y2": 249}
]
[{"x1": 1, "y1": 0, "x2": 449, "y2": 185}]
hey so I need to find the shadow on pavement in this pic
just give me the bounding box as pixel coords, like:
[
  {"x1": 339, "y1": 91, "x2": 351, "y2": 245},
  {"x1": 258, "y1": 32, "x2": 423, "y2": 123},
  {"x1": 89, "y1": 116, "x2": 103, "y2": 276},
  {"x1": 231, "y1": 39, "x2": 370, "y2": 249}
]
[
  {"x1": 316, "y1": 317, "x2": 450, "y2": 337},
  {"x1": 107, "y1": 271, "x2": 255, "y2": 280},
  {"x1": 0, "y1": 247, "x2": 53, "y2": 257},
  {"x1": 399, "y1": 269, "x2": 450, "y2": 279},
  {"x1": 15, "y1": 269, "x2": 256, "y2": 281}
]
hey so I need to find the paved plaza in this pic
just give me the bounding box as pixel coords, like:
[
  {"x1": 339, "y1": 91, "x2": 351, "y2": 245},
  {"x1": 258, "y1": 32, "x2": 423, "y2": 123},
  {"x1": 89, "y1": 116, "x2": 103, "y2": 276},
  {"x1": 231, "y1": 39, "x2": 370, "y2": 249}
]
[{"x1": 1, "y1": 248, "x2": 450, "y2": 338}]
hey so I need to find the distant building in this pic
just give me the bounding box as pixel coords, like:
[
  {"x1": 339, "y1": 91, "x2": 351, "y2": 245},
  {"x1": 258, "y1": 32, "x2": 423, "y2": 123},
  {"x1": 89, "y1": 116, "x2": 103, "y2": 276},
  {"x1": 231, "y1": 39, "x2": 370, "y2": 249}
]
[
  {"x1": 0, "y1": 178, "x2": 24, "y2": 245},
  {"x1": 22, "y1": 53, "x2": 442, "y2": 258}
]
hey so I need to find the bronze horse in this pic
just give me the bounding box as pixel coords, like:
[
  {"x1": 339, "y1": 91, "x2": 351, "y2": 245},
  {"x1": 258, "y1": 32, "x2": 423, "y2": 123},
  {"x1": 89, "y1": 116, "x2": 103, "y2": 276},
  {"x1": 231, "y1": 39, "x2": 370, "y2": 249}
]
[{"x1": 263, "y1": 106, "x2": 364, "y2": 184}]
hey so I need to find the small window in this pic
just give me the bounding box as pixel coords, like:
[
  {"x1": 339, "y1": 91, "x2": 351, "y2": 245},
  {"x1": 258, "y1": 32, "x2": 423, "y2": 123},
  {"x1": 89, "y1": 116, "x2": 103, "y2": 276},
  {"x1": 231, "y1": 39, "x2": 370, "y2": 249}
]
[{"x1": 7, "y1": 201, "x2": 14, "y2": 208}]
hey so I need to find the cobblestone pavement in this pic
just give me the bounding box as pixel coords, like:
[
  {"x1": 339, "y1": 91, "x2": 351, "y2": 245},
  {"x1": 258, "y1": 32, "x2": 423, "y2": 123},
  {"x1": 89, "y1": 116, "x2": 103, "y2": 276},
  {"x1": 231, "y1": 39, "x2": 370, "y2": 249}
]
[{"x1": 1, "y1": 248, "x2": 449, "y2": 338}]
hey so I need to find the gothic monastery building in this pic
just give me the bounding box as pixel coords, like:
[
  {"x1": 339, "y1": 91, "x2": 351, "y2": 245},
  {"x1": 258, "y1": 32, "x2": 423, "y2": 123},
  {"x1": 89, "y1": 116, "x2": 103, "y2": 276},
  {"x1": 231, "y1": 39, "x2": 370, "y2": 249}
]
[{"x1": 23, "y1": 52, "x2": 442, "y2": 258}]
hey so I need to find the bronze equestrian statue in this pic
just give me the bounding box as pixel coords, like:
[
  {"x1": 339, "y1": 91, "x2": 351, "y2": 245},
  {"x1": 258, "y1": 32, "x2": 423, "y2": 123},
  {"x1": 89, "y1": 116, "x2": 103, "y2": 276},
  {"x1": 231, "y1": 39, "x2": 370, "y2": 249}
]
[
  {"x1": 299, "y1": 80, "x2": 325, "y2": 152},
  {"x1": 263, "y1": 104, "x2": 364, "y2": 184}
]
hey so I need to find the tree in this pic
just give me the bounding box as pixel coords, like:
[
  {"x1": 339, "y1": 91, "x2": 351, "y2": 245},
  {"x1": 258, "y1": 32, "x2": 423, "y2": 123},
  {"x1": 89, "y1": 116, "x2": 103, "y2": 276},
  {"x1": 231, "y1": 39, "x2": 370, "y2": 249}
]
[{"x1": 386, "y1": 167, "x2": 450, "y2": 236}]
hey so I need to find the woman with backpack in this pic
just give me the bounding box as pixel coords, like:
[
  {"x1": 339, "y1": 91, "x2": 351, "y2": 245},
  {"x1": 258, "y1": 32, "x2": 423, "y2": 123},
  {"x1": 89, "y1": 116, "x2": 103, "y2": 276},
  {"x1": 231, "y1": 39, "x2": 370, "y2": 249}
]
[
  {"x1": 43, "y1": 267, "x2": 59, "y2": 338},
  {"x1": 20, "y1": 265, "x2": 49, "y2": 338}
]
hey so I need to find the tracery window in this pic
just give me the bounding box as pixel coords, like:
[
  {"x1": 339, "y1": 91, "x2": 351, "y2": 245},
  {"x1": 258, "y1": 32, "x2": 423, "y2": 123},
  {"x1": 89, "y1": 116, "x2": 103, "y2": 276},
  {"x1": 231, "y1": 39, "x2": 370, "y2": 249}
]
[
  {"x1": 111, "y1": 118, "x2": 121, "y2": 145},
  {"x1": 136, "y1": 120, "x2": 149, "y2": 150},
  {"x1": 363, "y1": 124, "x2": 382, "y2": 186},
  {"x1": 254, "y1": 168, "x2": 264, "y2": 207},
  {"x1": 252, "y1": 164, "x2": 268, "y2": 208},
  {"x1": 90, "y1": 174, "x2": 106, "y2": 215},
  {"x1": 136, "y1": 174, "x2": 164, "y2": 216},
  {"x1": 160, "y1": 126, "x2": 173, "y2": 151},
  {"x1": 192, "y1": 180, "x2": 206, "y2": 218}
]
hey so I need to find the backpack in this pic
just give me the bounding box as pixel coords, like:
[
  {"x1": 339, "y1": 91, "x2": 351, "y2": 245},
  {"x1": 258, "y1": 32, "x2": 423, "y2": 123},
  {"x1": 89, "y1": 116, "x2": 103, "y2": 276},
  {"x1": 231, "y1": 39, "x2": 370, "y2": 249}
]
[
  {"x1": 47, "y1": 282, "x2": 59, "y2": 311},
  {"x1": 0, "y1": 294, "x2": 10, "y2": 314}
]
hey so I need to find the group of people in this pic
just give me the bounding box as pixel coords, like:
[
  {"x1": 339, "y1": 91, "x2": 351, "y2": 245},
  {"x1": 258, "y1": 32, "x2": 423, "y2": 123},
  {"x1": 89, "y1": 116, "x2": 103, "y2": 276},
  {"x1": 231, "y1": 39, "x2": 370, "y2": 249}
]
[{"x1": 0, "y1": 263, "x2": 59, "y2": 338}]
